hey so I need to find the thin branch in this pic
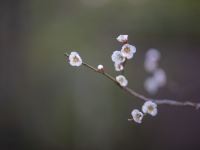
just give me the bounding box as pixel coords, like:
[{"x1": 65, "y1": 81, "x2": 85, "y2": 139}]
[
  {"x1": 65, "y1": 52, "x2": 200, "y2": 110},
  {"x1": 155, "y1": 99, "x2": 200, "y2": 109}
]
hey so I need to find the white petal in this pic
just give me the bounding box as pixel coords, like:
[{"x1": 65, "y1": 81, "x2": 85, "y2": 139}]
[
  {"x1": 116, "y1": 35, "x2": 128, "y2": 43},
  {"x1": 150, "y1": 108, "x2": 158, "y2": 116}
]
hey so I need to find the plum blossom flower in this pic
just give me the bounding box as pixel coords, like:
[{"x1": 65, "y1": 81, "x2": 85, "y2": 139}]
[
  {"x1": 114, "y1": 63, "x2": 124, "y2": 71},
  {"x1": 69, "y1": 52, "x2": 82, "y2": 67},
  {"x1": 116, "y1": 35, "x2": 128, "y2": 43},
  {"x1": 116, "y1": 75, "x2": 128, "y2": 87},
  {"x1": 121, "y1": 44, "x2": 136, "y2": 59},
  {"x1": 111, "y1": 51, "x2": 126, "y2": 64},
  {"x1": 131, "y1": 109, "x2": 144, "y2": 124},
  {"x1": 142, "y1": 101, "x2": 158, "y2": 116}
]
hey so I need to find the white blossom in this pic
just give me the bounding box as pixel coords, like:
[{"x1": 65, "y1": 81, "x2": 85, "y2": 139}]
[
  {"x1": 144, "y1": 59, "x2": 158, "y2": 73},
  {"x1": 142, "y1": 101, "x2": 158, "y2": 116},
  {"x1": 97, "y1": 64, "x2": 104, "y2": 70},
  {"x1": 144, "y1": 49, "x2": 161, "y2": 73},
  {"x1": 69, "y1": 52, "x2": 82, "y2": 67},
  {"x1": 116, "y1": 35, "x2": 128, "y2": 43},
  {"x1": 111, "y1": 51, "x2": 126, "y2": 64},
  {"x1": 114, "y1": 63, "x2": 124, "y2": 71},
  {"x1": 144, "y1": 69, "x2": 167, "y2": 94},
  {"x1": 146, "y1": 48, "x2": 161, "y2": 62},
  {"x1": 121, "y1": 44, "x2": 136, "y2": 59},
  {"x1": 144, "y1": 49, "x2": 167, "y2": 94},
  {"x1": 116, "y1": 75, "x2": 128, "y2": 87},
  {"x1": 144, "y1": 77, "x2": 159, "y2": 95},
  {"x1": 131, "y1": 109, "x2": 144, "y2": 124},
  {"x1": 153, "y1": 68, "x2": 167, "y2": 87}
]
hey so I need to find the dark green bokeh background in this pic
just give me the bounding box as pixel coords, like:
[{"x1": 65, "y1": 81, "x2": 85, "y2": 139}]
[{"x1": 1, "y1": 0, "x2": 200, "y2": 150}]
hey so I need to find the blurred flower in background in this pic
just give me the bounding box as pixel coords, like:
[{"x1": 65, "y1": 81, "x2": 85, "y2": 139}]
[{"x1": 144, "y1": 49, "x2": 167, "y2": 95}]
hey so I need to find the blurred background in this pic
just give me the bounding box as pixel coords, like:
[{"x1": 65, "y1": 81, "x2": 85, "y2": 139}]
[{"x1": 1, "y1": 0, "x2": 200, "y2": 149}]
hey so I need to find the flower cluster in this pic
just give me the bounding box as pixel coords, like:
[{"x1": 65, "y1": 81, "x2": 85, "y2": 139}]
[
  {"x1": 66, "y1": 35, "x2": 164, "y2": 125},
  {"x1": 112, "y1": 35, "x2": 137, "y2": 87},
  {"x1": 130, "y1": 101, "x2": 158, "y2": 124},
  {"x1": 111, "y1": 35, "x2": 136, "y2": 72},
  {"x1": 144, "y1": 49, "x2": 167, "y2": 95}
]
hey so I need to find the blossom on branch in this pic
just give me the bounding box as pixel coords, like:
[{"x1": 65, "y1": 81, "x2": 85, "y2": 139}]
[
  {"x1": 131, "y1": 109, "x2": 144, "y2": 124},
  {"x1": 116, "y1": 35, "x2": 128, "y2": 43},
  {"x1": 121, "y1": 44, "x2": 136, "y2": 59},
  {"x1": 114, "y1": 63, "x2": 124, "y2": 71},
  {"x1": 111, "y1": 50, "x2": 126, "y2": 64},
  {"x1": 116, "y1": 75, "x2": 128, "y2": 87},
  {"x1": 142, "y1": 101, "x2": 158, "y2": 116},
  {"x1": 68, "y1": 52, "x2": 82, "y2": 67}
]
